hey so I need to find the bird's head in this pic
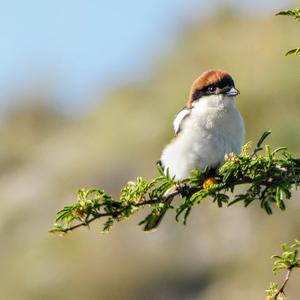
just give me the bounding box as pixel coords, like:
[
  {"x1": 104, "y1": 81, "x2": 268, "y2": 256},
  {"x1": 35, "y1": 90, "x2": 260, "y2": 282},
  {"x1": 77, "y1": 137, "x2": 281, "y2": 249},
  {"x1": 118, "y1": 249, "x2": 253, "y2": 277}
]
[{"x1": 187, "y1": 69, "x2": 239, "y2": 109}]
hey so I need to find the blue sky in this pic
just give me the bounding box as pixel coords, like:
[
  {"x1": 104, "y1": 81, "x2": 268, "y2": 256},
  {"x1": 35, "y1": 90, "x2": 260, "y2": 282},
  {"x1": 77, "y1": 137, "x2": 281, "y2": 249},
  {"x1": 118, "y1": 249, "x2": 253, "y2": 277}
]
[{"x1": 0, "y1": 0, "x2": 294, "y2": 115}]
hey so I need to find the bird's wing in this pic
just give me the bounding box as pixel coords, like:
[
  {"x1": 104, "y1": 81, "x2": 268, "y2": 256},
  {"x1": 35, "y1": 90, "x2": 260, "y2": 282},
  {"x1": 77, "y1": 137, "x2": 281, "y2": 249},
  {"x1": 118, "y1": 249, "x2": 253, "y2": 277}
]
[{"x1": 173, "y1": 107, "x2": 190, "y2": 135}]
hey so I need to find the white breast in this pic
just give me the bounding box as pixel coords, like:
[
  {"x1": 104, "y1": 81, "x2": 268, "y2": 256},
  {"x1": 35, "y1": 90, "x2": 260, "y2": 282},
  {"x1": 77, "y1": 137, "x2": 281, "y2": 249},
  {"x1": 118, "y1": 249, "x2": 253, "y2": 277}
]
[{"x1": 160, "y1": 95, "x2": 245, "y2": 179}]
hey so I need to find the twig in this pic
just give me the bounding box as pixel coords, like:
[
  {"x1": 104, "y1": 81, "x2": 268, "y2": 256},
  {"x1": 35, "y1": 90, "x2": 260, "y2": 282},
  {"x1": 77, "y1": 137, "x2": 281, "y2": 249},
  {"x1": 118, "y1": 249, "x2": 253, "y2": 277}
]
[
  {"x1": 274, "y1": 268, "x2": 292, "y2": 299},
  {"x1": 59, "y1": 176, "x2": 255, "y2": 233},
  {"x1": 61, "y1": 190, "x2": 180, "y2": 233}
]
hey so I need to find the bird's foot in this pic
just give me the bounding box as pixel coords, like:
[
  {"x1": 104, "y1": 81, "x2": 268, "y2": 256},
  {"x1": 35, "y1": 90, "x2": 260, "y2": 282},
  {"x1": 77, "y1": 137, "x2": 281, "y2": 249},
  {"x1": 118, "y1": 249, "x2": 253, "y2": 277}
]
[{"x1": 176, "y1": 183, "x2": 190, "y2": 197}]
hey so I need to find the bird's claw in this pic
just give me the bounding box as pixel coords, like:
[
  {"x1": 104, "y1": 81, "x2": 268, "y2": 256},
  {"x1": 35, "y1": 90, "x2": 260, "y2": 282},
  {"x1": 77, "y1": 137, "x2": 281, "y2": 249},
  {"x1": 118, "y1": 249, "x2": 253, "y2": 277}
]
[{"x1": 176, "y1": 183, "x2": 190, "y2": 197}]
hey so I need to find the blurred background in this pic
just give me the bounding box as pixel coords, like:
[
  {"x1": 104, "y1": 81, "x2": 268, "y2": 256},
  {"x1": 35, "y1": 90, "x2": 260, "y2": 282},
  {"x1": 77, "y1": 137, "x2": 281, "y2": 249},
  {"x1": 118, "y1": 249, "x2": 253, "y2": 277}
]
[{"x1": 1, "y1": 0, "x2": 300, "y2": 299}]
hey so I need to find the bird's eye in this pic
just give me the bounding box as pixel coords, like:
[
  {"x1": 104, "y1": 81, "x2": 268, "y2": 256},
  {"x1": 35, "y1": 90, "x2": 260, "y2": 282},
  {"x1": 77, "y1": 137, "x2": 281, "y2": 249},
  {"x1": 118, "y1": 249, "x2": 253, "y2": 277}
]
[{"x1": 208, "y1": 86, "x2": 215, "y2": 93}]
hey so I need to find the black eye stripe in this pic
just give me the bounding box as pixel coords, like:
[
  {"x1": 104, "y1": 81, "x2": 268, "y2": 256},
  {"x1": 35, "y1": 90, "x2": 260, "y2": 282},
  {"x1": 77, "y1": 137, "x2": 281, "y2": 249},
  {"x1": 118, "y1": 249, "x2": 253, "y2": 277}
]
[
  {"x1": 192, "y1": 76, "x2": 235, "y2": 101},
  {"x1": 192, "y1": 89, "x2": 205, "y2": 101}
]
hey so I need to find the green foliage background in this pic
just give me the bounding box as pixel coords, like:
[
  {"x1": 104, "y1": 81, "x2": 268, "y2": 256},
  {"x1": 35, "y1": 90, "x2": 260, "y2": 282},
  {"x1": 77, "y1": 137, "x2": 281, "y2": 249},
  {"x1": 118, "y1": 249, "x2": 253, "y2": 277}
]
[{"x1": 1, "y1": 8, "x2": 300, "y2": 300}]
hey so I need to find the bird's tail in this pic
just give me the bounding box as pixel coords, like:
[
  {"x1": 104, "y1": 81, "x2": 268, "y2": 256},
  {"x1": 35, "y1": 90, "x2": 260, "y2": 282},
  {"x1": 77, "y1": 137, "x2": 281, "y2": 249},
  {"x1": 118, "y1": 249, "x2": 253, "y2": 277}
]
[{"x1": 143, "y1": 189, "x2": 175, "y2": 231}]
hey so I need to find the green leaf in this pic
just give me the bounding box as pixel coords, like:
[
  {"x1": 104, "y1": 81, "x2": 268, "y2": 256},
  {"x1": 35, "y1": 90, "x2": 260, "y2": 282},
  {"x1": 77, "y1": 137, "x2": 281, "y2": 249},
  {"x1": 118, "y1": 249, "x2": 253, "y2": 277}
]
[
  {"x1": 257, "y1": 130, "x2": 272, "y2": 149},
  {"x1": 276, "y1": 8, "x2": 300, "y2": 21},
  {"x1": 285, "y1": 48, "x2": 300, "y2": 56}
]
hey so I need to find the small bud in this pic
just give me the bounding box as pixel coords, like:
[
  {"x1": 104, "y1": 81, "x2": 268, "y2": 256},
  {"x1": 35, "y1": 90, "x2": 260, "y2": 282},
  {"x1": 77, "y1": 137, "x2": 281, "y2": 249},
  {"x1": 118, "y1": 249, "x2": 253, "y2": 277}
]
[
  {"x1": 74, "y1": 208, "x2": 86, "y2": 219},
  {"x1": 203, "y1": 177, "x2": 217, "y2": 189},
  {"x1": 224, "y1": 152, "x2": 239, "y2": 163}
]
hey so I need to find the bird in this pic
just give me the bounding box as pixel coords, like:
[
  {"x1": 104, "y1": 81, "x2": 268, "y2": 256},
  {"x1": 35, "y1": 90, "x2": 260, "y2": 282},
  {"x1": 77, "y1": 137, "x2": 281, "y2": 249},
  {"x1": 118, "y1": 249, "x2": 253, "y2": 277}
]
[{"x1": 144, "y1": 69, "x2": 245, "y2": 231}]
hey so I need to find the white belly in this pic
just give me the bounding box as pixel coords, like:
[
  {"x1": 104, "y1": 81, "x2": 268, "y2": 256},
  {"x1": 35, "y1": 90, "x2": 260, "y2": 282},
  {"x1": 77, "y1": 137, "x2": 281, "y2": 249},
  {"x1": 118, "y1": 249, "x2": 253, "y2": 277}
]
[{"x1": 160, "y1": 99, "x2": 245, "y2": 179}]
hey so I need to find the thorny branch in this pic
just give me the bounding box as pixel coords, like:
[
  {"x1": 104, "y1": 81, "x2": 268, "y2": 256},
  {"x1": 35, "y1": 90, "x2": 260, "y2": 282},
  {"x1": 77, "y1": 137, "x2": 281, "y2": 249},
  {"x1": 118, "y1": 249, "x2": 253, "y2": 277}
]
[
  {"x1": 50, "y1": 131, "x2": 300, "y2": 234},
  {"x1": 59, "y1": 193, "x2": 177, "y2": 233},
  {"x1": 266, "y1": 240, "x2": 300, "y2": 300},
  {"x1": 57, "y1": 178, "x2": 254, "y2": 233},
  {"x1": 274, "y1": 268, "x2": 292, "y2": 299}
]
